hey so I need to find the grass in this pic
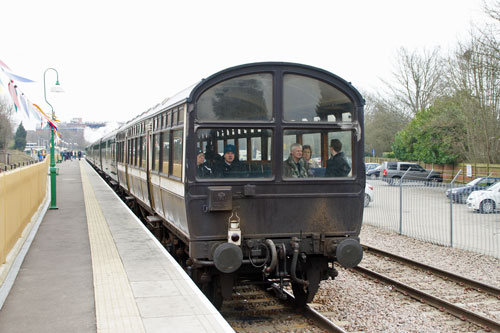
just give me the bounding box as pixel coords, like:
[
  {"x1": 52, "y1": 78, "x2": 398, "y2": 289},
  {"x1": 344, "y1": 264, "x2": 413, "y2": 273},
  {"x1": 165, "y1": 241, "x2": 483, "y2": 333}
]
[{"x1": 0, "y1": 149, "x2": 38, "y2": 170}]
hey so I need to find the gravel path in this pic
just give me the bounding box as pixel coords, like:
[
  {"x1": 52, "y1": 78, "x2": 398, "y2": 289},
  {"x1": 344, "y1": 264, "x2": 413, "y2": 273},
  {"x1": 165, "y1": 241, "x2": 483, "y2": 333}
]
[{"x1": 310, "y1": 224, "x2": 500, "y2": 332}]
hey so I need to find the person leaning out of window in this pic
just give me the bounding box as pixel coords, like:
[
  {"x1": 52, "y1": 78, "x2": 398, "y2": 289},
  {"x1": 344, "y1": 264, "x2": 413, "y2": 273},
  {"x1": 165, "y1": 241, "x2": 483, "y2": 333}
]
[
  {"x1": 325, "y1": 139, "x2": 351, "y2": 177},
  {"x1": 196, "y1": 148, "x2": 212, "y2": 178},
  {"x1": 283, "y1": 143, "x2": 308, "y2": 178}
]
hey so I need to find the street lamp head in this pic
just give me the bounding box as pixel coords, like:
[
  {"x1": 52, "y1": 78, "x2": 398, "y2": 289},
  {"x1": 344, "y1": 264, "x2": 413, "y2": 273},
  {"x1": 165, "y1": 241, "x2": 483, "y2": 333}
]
[{"x1": 50, "y1": 80, "x2": 64, "y2": 93}]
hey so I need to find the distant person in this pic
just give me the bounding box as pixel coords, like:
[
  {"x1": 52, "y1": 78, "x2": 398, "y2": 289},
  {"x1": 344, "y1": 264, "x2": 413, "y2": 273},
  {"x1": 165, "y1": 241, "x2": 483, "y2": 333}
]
[
  {"x1": 78, "y1": 151, "x2": 82, "y2": 160},
  {"x1": 283, "y1": 143, "x2": 308, "y2": 178},
  {"x1": 214, "y1": 144, "x2": 247, "y2": 178},
  {"x1": 196, "y1": 148, "x2": 212, "y2": 178},
  {"x1": 325, "y1": 139, "x2": 351, "y2": 177}
]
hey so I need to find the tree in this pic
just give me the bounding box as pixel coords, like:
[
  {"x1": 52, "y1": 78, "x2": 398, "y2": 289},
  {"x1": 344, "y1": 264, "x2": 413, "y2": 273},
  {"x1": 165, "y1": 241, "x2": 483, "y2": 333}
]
[
  {"x1": 364, "y1": 92, "x2": 410, "y2": 157},
  {"x1": 383, "y1": 47, "x2": 446, "y2": 116},
  {"x1": 446, "y1": 4, "x2": 500, "y2": 163},
  {"x1": 392, "y1": 97, "x2": 466, "y2": 164},
  {"x1": 0, "y1": 99, "x2": 13, "y2": 150},
  {"x1": 14, "y1": 122, "x2": 27, "y2": 151}
]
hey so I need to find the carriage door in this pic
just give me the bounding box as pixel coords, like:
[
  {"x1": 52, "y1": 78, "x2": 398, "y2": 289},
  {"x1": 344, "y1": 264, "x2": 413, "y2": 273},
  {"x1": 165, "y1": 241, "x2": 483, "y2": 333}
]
[{"x1": 146, "y1": 121, "x2": 156, "y2": 210}]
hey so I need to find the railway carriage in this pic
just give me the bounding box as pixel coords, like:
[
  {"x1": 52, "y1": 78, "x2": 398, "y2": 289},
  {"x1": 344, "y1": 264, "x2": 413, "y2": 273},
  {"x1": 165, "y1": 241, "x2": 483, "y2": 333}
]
[{"x1": 87, "y1": 62, "x2": 365, "y2": 307}]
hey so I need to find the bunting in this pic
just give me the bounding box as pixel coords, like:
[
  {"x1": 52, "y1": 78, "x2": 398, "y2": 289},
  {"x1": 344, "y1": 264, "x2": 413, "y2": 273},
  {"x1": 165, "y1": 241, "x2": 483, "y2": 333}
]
[
  {"x1": 28, "y1": 100, "x2": 42, "y2": 122},
  {"x1": 20, "y1": 93, "x2": 30, "y2": 119},
  {"x1": 7, "y1": 80, "x2": 21, "y2": 112},
  {"x1": 1, "y1": 60, "x2": 60, "y2": 137},
  {"x1": 0, "y1": 59, "x2": 11, "y2": 70},
  {"x1": 1, "y1": 68, "x2": 35, "y2": 83},
  {"x1": 32, "y1": 103, "x2": 61, "y2": 137}
]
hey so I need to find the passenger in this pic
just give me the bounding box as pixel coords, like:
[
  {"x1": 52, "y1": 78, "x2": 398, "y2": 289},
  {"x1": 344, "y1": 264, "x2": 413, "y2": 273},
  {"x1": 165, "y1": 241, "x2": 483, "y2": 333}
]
[
  {"x1": 283, "y1": 143, "x2": 308, "y2": 178},
  {"x1": 78, "y1": 151, "x2": 82, "y2": 160},
  {"x1": 325, "y1": 139, "x2": 351, "y2": 177},
  {"x1": 196, "y1": 148, "x2": 212, "y2": 178},
  {"x1": 302, "y1": 144, "x2": 320, "y2": 176},
  {"x1": 214, "y1": 144, "x2": 247, "y2": 178}
]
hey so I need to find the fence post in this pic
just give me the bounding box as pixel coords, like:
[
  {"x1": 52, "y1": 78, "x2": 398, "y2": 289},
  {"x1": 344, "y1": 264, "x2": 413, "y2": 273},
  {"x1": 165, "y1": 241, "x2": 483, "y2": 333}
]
[
  {"x1": 399, "y1": 168, "x2": 412, "y2": 235},
  {"x1": 449, "y1": 170, "x2": 462, "y2": 248}
]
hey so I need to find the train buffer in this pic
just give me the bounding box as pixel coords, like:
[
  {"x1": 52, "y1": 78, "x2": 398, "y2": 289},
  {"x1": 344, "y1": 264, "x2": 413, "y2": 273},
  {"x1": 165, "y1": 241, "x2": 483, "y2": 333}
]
[{"x1": 0, "y1": 160, "x2": 233, "y2": 332}]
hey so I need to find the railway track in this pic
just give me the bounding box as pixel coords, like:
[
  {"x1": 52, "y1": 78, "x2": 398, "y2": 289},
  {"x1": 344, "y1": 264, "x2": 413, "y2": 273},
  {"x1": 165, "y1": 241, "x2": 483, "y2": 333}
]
[
  {"x1": 354, "y1": 245, "x2": 500, "y2": 332},
  {"x1": 220, "y1": 282, "x2": 345, "y2": 332}
]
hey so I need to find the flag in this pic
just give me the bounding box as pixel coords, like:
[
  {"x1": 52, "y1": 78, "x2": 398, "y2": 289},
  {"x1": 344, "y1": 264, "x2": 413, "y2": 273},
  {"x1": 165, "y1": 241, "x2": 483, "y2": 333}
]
[
  {"x1": 8, "y1": 80, "x2": 21, "y2": 112},
  {"x1": 2, "y1": 68, "x2": 35, "y2": 83},
  {"x1": 20, "y1": 93, "x2": 30, "y2": 118},
  {"x1": 0, "y1": 77, "x2": 5, "y2": 94},
  {"x1": 0, "y1": 59, "x2": 11, "y2": 71},
  {"x1": 28, "y1": 100, "x2": 42, "y2": 121}
]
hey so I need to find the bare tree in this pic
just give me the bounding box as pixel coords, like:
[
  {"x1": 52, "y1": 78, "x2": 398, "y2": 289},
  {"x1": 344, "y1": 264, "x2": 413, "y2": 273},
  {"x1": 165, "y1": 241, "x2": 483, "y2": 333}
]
[
  {"x1": 0, "y1": 99, "x2": 13, "y2": 150},
  {"x1": 447, "y1": 4, "x2": 500, "y2": 164},
  {"x1": 383, "y1": 47, "x2": 445, "y2": 116},
  {"x1": 364, "y1": 92, "x2": 410, "y2": 157}
]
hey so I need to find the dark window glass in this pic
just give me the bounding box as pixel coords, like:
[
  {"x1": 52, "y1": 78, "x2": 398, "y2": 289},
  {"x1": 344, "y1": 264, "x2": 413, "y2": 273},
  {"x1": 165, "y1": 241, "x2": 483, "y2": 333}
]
[
  {"x1": 152, "y1": 134, "x2": 160, "y2": 171},
  {"x1": 162, "y1": 131, "x2": 170, "y2": 173},
  {"x1": 400, "y1": 164, "x2": 411, "y2": 171},
  {"x1": 172, "y1": 130, "x2": 183, "y2": 178},
  {"x1": 141, "y1": 136, "x2": 147, "y2": 168},
  {"x1": 283, "y1": 74, "x2": 353, "y2": 122},
  {"x1": 178, "y1": 107, "x2": 184, "y2": 124},
  {"x1": 283, "y1": 129, "x2": 353, "y2": 178},
  {"x1": 173, "y1": 111, "x2": 178, "y2": 126},
  {"x1": 196, "y1": 128, "x2": 273, "y2": 179},
  {"x1": 387, "y1": 162, "x2": 397, "y2": 170},
  {"x1": 197, "y1": 74, "x2": 273, "y2": 121}
]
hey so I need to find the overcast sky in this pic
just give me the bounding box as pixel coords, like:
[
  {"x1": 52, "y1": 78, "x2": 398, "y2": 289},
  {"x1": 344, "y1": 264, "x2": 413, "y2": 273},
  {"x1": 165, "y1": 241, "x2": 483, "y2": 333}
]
[{"x1": 0, "y1": 0, "x2": 488, "y2": 131}]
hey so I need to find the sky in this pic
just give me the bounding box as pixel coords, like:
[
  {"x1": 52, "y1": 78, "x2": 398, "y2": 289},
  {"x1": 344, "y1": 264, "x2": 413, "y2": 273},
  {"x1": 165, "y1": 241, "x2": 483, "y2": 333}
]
[{"x1": 0, "y1": 0, "x2": 489, "y2": 132}]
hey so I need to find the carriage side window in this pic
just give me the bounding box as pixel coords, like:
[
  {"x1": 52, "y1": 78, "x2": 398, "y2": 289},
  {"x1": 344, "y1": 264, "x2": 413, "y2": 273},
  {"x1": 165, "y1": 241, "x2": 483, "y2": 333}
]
[
  {"x1": 196, "y1": 74, "x2": 273, "y2": 121},
  {"x1": 172, "y1": 130, "x2": 183, "y2": 178},
  {"x1": 196, "y1": 128, "x2": 273, "y2": 179},
  {"x1": 283, "y1": 129, "x2": 353, "y2": 178},
  {"x1": 141, "y1": 135, "x2": 147, "y2": 168},
  {"x1": 161, "y1": 131, "x2": 170, "y2": 174},
  {"x1": 138, "y1": 137, "x2": 143, "y2": 167},
  {"x1": 152, "y1": 134, "x2": 160, "y2": 171},
  {"x1": 283, "y1": 74, "x2": 353, "y2": 123},
  {"x1": 134, "y1": 138, "x2": 138, "y2": 166}
]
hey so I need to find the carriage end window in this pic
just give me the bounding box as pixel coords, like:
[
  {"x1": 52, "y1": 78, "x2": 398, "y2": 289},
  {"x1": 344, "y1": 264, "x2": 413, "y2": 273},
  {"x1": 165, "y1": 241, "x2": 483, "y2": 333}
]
[
  {"x1": 196, "y1": 128, "x2": 273, "y2": 179},
  {"x1": 283, "y1": 74, "x2": 353, "y2": 123},
  {"x1": 196, "y1": 74, "x2": 273, "y2": 121},
  {"x1": 283, "y1": 130, "x2": 353, "y2": 178}
]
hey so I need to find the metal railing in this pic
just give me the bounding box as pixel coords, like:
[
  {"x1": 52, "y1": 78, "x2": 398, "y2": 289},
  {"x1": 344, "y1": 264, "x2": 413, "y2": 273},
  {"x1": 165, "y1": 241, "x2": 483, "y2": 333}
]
[{"x1": 364, "y1": 172, "x2": 500, "y2": 259}]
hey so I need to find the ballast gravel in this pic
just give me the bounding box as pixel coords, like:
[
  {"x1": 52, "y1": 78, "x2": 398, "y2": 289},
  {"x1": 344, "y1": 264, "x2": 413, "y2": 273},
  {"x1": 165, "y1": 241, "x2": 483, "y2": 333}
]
[{"x1": 310, "y1": 224, "x2": 499, "y2": 332}]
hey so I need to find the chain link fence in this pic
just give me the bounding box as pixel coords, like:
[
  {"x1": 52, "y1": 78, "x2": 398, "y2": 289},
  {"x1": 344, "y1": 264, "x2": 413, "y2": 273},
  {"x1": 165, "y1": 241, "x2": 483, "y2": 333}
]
[{"x1": 364, "y1": 176, "x2": 500, "y2": 259}]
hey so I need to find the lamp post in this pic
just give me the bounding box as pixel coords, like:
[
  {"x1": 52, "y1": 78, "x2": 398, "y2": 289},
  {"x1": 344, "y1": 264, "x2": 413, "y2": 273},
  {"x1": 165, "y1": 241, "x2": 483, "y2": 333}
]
[{"x1": 44, "y1": 68, "x2": 64, "y2": 210}]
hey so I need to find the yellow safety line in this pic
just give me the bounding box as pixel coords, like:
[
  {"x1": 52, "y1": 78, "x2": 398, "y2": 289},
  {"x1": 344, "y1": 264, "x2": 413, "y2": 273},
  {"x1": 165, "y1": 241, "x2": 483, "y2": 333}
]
[{"x1": 80, "y1": 162, "x2": 145, "y2": 333}]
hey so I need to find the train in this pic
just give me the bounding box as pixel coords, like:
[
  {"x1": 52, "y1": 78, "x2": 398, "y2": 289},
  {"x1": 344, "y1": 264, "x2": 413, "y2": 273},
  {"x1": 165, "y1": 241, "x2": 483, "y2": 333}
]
[{"x1": 86, "y1": 62, "x2": 365, "y2": 307}]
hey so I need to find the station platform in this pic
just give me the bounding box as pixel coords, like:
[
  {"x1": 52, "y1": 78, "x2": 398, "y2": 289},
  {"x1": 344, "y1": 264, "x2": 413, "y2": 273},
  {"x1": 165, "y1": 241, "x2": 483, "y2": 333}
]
[{"x1": 0, "y1": 160, "x2": 233, "y2": 333}]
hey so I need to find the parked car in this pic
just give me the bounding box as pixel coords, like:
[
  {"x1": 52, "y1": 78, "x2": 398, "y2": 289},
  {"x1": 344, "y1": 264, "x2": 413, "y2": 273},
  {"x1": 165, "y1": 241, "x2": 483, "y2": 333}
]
[
  {"x1": 366, "y1": 163, "x2": 379, "y2": 172},
  {"x1": 466, "y1": 182, "x2": 500, "y2": 214},
  {"x1": 367, "y1": 164, "x2": 382, "y2": 179},
  {"x1": 365, "y1": 183, "x2": 374, "y2": 207},
  {"x1": 382, "y1": 161, "x2": 442, "y2": 185},
  {"x1": 446, "y1": 177, "x2": 500, "y2": 203}
]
